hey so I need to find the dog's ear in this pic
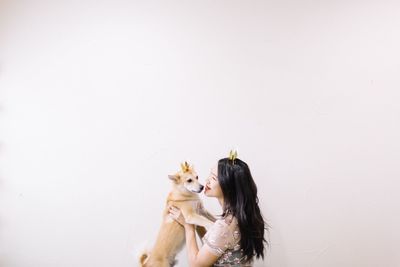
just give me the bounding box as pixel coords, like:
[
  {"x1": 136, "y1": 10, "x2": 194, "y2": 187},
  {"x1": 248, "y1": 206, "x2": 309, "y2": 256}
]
[{"x1": 168, "y1": 174, "x2": 179, "y2": 183}]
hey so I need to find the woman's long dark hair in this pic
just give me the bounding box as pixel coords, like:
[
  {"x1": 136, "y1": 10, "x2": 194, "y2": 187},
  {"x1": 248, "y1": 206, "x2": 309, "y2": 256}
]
[{"x1": 218, "y1": 158, "x2": 269, "y2": 260}]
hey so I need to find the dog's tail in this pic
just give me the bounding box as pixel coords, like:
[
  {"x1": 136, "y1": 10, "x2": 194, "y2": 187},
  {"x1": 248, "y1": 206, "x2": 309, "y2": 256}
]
[{"x1": 138, "y1": 250, "x2": 149, "y2": 266}]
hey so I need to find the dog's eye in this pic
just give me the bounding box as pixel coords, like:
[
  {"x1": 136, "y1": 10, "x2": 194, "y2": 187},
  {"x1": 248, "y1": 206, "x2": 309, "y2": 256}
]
[
  {"x1": 187, "y1": 179, "x2": 192, "y2": 183},
  {"x1": 196, "y1": 176, "x2": 199, "y2": 180}
]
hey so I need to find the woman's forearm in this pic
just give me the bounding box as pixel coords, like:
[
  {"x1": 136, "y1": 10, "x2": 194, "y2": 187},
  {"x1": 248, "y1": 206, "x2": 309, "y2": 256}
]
[{"x1": 185, "y1": 225, "x2": 199, "y2": 266}]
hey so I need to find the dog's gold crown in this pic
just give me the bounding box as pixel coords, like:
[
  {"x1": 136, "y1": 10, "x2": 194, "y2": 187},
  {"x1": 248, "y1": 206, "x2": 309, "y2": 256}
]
[
  {"x1": 180, "y1": 161, "x2": 192, "y2": 173},
  {"x1": 228, "y1": 150, "x2": 238, "y2": 164}
]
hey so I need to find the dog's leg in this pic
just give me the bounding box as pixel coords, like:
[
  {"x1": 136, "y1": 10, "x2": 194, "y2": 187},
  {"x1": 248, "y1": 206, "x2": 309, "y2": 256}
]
[
  {"x1": 154, "y1": 259, "x2": 170, "y2": 267},
  {"x1": 182, "y1": 212, "x2": 214, "y2": 229},
  {"x1": 196, "y1": 202, "x2": 216, "y2": 223},
  {"x1": 199, "y1": 208, "x2": 216, "y2": 223}
]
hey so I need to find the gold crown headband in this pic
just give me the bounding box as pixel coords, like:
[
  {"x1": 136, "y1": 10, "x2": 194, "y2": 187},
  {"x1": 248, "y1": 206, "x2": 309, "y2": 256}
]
[
  {"x1": 180, "y1": 161, "x2": 191, "y2": 173},
  {"x1": 228, "y1": 150, "x2": 238, "y2": 164}
]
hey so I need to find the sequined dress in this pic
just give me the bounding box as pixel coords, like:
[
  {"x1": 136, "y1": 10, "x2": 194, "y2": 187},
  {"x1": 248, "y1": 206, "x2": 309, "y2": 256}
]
[{"x1": 202, "y1": 214, "x2": 252, "y2": 267}]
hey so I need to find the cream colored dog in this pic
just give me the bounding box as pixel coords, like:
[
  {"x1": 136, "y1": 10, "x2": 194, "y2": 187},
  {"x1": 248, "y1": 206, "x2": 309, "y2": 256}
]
[{"x1": 139, "y1": 162, "x2": 215, "y2": 267}]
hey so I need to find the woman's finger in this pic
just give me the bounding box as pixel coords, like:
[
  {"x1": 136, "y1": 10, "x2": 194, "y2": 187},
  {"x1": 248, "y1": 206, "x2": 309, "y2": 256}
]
[
  {"x1": 169, "y1": 206, "x2": 178, "y2": 212},
  {"x1": 169, "y1": 210, "x2": 178, "y2": 217},
  {"x1": 168, "y1": 207, "x2": 174, "y2": 212}
]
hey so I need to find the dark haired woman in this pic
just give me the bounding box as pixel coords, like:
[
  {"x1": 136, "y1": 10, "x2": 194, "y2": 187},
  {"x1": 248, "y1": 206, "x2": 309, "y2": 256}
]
[{"x1": 169, "y1": 155, "x2": 269, "y2": 267}]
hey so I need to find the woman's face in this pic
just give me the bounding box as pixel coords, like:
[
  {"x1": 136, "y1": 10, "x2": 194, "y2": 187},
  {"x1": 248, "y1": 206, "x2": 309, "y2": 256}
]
[{"x1": 204, "y1": 164, "x2": 223, "y2": 198}]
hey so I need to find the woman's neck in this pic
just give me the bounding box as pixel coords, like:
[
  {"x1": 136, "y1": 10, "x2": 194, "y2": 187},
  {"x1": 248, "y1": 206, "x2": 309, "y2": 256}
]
[{"x1": 217, "y1": 197, "x2": 224, "y2": 209}]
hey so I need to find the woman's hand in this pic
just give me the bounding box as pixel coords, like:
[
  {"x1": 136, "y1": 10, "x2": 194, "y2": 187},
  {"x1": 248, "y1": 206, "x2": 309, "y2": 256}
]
[
  {"x1": 168, "y1": 206, "x2": 186, "y2": 226},
  {"x1": 169, "y1": 206, "x2": 195, "y2": 232}
]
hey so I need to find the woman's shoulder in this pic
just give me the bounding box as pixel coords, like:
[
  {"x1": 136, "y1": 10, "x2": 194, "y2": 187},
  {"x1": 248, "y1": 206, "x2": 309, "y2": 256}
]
[
  {"x1": 203, "y1": 213, "x2": 241, "y2": 256},
  {"x1": 218, "y1": 213, "x2": 238, "y2": 225},
  {"x1": 212, "y1": 213, "x2": 239, "y2": 233}
]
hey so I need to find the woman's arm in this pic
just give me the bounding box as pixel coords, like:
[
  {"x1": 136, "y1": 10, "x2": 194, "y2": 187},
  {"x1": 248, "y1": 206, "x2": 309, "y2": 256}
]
[
  {"x1": 169, "y1": 206, "x2": 220, "y2": 267},
  {"x1": 184, "y1": 224, "x2": 219, "y2": 267}
]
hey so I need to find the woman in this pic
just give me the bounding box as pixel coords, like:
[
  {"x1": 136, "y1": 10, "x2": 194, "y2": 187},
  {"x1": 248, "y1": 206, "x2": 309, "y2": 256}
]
[{"x1": 169, "y1": 153, "x2": 268, "y2": 267}]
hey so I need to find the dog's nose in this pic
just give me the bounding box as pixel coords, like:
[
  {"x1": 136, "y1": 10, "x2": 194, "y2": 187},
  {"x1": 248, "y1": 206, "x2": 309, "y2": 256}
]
[{"x1": 200, "y1": 185, "x2": 204, "y2": 191}]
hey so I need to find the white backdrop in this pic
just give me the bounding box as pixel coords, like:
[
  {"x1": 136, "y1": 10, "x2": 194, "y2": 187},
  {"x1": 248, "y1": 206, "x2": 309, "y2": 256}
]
[{"x1": 1, "y1": 1, "x2": 400, "y2": 266}]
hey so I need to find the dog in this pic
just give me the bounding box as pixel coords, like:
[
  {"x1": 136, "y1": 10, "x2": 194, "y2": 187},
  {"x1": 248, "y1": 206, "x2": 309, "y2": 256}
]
[{"x1": 139, "y1": 162, "x2": 215, "y2": 267}]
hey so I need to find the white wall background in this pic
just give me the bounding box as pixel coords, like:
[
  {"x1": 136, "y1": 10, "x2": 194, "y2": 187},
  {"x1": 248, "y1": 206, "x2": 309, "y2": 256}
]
[{"x1": 1, "y1": 1, "x2": 400, "y2": 266}]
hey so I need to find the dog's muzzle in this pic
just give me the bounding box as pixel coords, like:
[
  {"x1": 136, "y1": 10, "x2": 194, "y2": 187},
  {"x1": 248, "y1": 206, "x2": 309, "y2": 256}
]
[
  {"x1": 197, "y1": 185, "x2": 204, "y2": 193},
  {"x1": 193, "y1": 185, "x2": 204, "y2": 193}
]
